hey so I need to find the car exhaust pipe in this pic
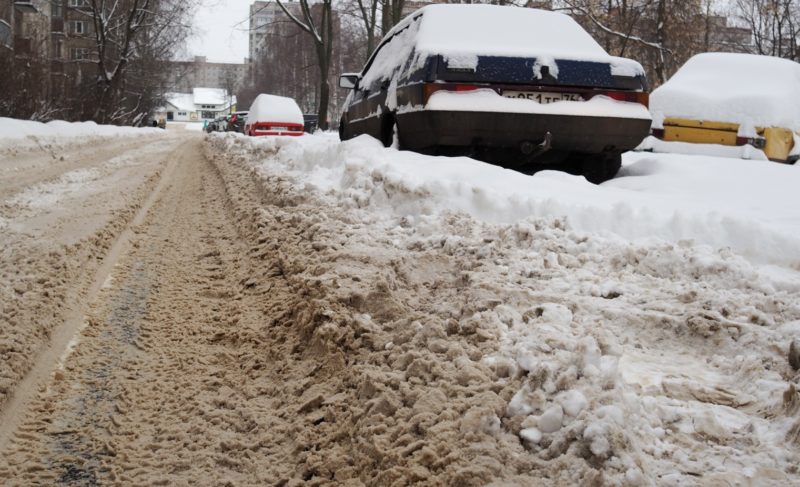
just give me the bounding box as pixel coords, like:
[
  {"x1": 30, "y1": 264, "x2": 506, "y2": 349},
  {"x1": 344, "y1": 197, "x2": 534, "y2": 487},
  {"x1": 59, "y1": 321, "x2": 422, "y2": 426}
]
[{"x1": 520, "y1": 131, "x2": 552, "y2": 159}]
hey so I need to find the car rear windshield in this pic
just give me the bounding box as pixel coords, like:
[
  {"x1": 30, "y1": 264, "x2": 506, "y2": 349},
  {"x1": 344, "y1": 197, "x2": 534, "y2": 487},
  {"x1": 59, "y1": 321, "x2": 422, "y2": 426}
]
[{"x1": 415, "y1": 5, "x2": 611, "y2": 63}]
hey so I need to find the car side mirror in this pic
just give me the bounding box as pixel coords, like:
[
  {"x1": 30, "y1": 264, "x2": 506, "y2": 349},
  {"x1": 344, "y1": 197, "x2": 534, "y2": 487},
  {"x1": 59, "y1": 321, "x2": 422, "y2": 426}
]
[{"x1": 339, "y1": 73, "x2": 360, "y2": 90}]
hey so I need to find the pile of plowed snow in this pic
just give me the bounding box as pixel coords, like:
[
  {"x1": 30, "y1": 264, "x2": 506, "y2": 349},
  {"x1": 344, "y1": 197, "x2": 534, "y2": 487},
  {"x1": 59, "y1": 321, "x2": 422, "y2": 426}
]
[
  {"x1": 207, "y1": 132, "x2": 800, "y2": 484},
  {"x1": 217, "y1": 133, "x2": 800, "y2": 268}
]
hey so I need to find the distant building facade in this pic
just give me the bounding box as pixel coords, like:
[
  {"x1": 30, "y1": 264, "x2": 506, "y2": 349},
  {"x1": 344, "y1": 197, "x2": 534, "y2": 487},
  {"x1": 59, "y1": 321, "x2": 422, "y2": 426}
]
[
  {"x1": 705, "y1": 15, "x2": 753, "y2": 52},
  {"x1": 249, "y1": 1, "x2": 300, "y2": 66},
  {"x1": 164, "y1": 56, "x2": 247, "y2": 94},
  {"x1": 156, "y1": 88, "x2": 237, "y2": 122}
]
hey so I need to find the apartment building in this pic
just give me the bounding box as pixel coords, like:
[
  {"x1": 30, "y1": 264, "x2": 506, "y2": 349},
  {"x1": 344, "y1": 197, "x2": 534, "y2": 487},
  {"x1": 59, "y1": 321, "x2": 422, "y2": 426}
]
[
  {"x1": 164, "y1": 56, "x2": 247, "y2": 94},
  {"x1": 10, "y1": 0, "x2": 50, "y2": 59},
  {"x1": 249, "y1": 1, "x2": 301, "y2": 65}
]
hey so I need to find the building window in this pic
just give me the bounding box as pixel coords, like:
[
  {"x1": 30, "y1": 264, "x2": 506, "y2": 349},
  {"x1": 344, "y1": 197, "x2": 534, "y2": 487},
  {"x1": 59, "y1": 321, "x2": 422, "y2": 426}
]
[
  {"x1": 69, "y1": 0, "x2": 89, "y2": 7},
  {"x1": 0, "y1": 20, "x2": 11, "y2": 49},
  {"x1": 72, "y1": 47, "x2": 90, "y2": 60},
  {"x1": 52, "y1": 1, "x2": 63, "y2": 18},
  {"x1": 73, "y1": 21, "x2": 87, "y2": 34}
]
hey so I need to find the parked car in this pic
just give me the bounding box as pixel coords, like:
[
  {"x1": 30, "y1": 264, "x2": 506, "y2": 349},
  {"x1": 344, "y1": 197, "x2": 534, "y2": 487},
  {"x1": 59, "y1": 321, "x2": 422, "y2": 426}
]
[
  {"x1": 214, "y1": 116, "x2": 228, "y2": 132},
  {"x1": 244, "y1": 94, "x2": 304, "y2": 136},
  {"x1": 303, "y1": 114, "x2": 319, "y2": 133},
  {"x1": 226, "y1": 111, "x2": 249, "y2": 133},
  {"x1": 648, "y1": 53, "x2": 800, "y2": 163},
  {"x1": 205, "y1": 117, "x2": 224, "y2": 133},
  {"x1": 337, "y1": 4, "x2": 651, "y2": 183}
]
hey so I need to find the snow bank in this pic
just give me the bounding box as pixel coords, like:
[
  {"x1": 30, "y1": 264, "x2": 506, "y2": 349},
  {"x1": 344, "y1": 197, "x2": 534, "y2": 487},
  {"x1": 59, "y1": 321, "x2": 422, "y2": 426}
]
[
  {"x1": 206, "y1": 133, "x2": 800, "y2": 484},
  {"x1": 246, "y1": 94, "x2": 303, "y2": 125},
  {"x1": 650, "y1": 53, "x2": 800, "y2": 132},
  {"x1": 0, "y1": 117, "x2": 164, "y2": 141},
  {"x1": 214, "y1": 133, "x2": 800, "y2": 267}
]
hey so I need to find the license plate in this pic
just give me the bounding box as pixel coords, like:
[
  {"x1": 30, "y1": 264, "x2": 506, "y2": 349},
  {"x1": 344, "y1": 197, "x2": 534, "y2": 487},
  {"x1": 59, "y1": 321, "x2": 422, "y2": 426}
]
[
  {"x1": 503, "y1": 91, "x2": 582, "y2": 103},
  {"x1": 272, "y1": 126, "x2": 288, "y2": 131}
]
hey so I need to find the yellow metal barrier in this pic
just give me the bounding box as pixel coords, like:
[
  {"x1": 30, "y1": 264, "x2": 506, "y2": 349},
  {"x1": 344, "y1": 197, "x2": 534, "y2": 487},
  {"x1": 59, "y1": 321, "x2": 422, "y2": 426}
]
[{"x1": 659, "y1": 118, "x2": 797, "y2": 162}]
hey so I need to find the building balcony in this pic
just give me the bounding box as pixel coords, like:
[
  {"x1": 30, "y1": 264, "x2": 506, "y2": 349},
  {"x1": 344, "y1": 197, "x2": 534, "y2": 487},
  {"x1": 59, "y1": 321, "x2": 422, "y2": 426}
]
[
  {"x1": 14, "y1": 1, "x2": 38, "y2": 14},
  {"x1": 14, "y1": 36, "x2": 31, "y2": 56},
  {"x1": 51, "y1": 18, "x2": 64, "y2": 34}
]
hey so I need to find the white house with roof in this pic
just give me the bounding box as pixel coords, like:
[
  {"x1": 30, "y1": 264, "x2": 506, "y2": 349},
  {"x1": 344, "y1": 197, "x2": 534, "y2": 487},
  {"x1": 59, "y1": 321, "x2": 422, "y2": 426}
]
[{"x1": 157, "y1": 88, "x2": 237, "y2": 122}]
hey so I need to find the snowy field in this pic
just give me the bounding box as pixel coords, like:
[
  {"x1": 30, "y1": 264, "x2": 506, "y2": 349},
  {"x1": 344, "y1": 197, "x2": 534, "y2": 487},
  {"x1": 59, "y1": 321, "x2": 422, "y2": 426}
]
[{"x1": 208, "y1": 131, "x2": 800, "y2": 484}]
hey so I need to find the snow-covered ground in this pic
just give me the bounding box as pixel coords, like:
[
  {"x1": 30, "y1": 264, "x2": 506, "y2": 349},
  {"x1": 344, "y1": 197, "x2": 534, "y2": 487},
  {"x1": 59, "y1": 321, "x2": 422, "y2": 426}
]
[
  {"x1": 2, "y1": 116, "x2": 798, "y2": 483},
  {"x1": 0, "y1": 117, "x2": 165, "y2": 142},
  {"x1": 207, "y1": 131, "x2": 800, "y2": 483},
  {"x1": 223, "y1": 133, "x2": 800, "y2": 268}
]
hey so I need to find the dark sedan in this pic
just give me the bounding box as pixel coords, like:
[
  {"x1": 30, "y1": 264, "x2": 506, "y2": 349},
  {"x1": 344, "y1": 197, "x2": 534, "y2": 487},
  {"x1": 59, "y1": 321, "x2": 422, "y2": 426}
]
[{"x1": 338, "y1": 4, "x2": 652, "y2": 183}]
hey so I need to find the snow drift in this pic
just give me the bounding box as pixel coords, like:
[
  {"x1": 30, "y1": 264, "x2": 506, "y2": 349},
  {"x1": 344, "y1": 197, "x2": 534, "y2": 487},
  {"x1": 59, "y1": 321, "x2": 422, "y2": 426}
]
[{"x1": 211, "y1": 133, "x2": 800, "y2": 268}]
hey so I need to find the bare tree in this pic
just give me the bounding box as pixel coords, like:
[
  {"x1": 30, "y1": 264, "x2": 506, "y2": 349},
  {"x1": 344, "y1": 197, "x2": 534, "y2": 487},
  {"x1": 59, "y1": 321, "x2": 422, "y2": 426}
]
[
  {"x1": 355, "y1": 0, "x2": 380, "y2": 58},
  {"x1": 69, "y1": 0, "x2": 198, "y2": 124},
  {"x1": 275, "y1": 0, "x2": 335, "y2": 129},
  {"x1": 736, "y1": 0, "x2": 800, "y2": 60},
  {"x1": 380, "y1": 0, "x2": 405, "y2": 35},
  {"x1": 561, "y1": 0, "x2": 707, "y2": 85}
]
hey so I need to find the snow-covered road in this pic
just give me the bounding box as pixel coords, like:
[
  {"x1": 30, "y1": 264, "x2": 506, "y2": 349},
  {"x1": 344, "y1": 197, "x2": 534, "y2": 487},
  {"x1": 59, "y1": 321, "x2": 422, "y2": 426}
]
[{"x1": 1, "y1": 120, "x2": 798, "y2": 485}]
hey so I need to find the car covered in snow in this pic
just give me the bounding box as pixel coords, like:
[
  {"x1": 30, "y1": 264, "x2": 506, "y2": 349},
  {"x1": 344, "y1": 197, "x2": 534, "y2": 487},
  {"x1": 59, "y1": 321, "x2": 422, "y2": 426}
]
[
  {"x1": 337, "y1": 4, "x2": 651, "y2": 183},
  {"x1": 245, "y1": 94, "x2": 304, "y2": 137},
  {"x1": 648, "y1": 53, "x2": 800, "y2": 163}
]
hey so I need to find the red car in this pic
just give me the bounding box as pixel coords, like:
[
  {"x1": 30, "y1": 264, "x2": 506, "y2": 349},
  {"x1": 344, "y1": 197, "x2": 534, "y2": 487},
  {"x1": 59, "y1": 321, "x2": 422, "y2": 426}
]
[{"x1": 245, "y1": 94, "x2": 304, "y2": 136}]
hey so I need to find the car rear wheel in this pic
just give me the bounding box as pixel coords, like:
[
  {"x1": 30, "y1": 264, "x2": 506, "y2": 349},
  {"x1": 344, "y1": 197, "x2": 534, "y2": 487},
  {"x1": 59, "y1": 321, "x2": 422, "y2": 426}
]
[{"x1": 380, "y1": 114, "x2": 397, "y2": 148}]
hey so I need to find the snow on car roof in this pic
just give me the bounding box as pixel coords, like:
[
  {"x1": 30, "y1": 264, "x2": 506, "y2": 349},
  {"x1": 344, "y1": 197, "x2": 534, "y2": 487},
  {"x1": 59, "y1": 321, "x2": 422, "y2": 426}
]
[
  {"x1": 650, "y1": 53, "x2": 800, "y2": 132},
  {"x1": 363, "y1": 5, "x2": 643, "y2": 86},
  {"x1": 247, "y1": 94, "x2": 303, "y2": 125},
  {"x1": 415, "y1": 5, "x2": 610, "y2": 62}
]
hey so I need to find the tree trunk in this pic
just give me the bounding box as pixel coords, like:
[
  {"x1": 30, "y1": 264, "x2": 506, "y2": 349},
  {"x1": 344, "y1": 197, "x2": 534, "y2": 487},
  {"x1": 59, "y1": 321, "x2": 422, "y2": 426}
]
[{"x1": 654, "y1": 0, "x2": 668, "y2": 84}]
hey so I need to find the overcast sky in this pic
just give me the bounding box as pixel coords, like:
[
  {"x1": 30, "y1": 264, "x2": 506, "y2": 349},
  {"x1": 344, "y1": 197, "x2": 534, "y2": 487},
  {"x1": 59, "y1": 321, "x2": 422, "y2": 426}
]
[{"x1": 189, "y1": 0, "x2": 254, "y2": 64}]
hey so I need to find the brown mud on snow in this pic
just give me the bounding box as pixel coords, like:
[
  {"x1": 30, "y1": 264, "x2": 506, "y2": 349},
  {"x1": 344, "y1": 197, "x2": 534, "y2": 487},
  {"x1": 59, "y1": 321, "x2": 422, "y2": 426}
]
[
  {"x1": 1, "y1": 133, "x2": 799, "y2": 485},
  {"x1": 0, "y1": 135, "x2": 187, "y2": 409}
]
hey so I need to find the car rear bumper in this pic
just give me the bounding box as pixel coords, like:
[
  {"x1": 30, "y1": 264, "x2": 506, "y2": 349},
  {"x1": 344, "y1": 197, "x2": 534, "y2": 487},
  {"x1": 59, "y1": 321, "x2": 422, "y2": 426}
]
[
  {"x1": 251, "y1": 131, "x2": 303, "y2": 137},
  {"x1": 396, "y1": 109, "x2": 651, "y2": 154}
]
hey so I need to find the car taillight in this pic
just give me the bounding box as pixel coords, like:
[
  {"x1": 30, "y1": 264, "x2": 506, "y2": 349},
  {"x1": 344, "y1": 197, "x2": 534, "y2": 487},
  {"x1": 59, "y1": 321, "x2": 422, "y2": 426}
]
[
  {"x1": 591, "y1": 91, "x2": 649, "y2": 107},
  {"x1": 735, "y1": 136, "x2": 766, "y2": 148},
  {"x1": 423, "y1": 83, "x2": 483, "y2": 103}
]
